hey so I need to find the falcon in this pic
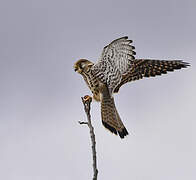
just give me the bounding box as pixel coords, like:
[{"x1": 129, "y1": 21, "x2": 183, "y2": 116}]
[{"x1": 74, "y1": 36, "x2": 189, "y2": 138}]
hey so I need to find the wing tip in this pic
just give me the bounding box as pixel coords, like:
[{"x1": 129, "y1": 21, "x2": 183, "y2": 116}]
[
  {"x1": 121, "y1": 36, "x2": 128, "y2": 39},
  {"x1": 110, "y1": 36, "x2": 129, "y2": 44},
  {"x1": 179, "y1": 60, "x2": 190, "y2": 68}
]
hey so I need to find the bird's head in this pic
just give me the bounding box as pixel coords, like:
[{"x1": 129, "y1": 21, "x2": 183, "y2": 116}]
[{"x1": 74, "y1": 59, "x2": 94, "y2": 74}]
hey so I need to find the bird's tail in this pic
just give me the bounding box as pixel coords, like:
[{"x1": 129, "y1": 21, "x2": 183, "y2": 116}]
[{"x1": 100, "y1": 85, "x2": 128, "y2": 138}]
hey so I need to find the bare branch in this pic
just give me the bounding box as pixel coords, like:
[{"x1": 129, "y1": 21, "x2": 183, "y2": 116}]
[
  {"x1": 79, "y1": 95, "x2": 98, "y2": 180},
  {"x1": 78, "y1": 121, "x2": 88, "y2": 125}
]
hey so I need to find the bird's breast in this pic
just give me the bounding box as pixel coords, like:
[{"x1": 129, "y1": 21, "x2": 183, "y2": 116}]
[{"x1": 82, "y1": 71, "x2": 101, "y2": 102}]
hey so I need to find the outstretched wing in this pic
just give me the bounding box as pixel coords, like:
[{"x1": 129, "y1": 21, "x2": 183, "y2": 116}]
[
  {"x1": 114, "y1": 59, "x2": 190, "y2": 93},
  {"x1": 92, "y1": 36, "x2": 136, "y2": 94}
]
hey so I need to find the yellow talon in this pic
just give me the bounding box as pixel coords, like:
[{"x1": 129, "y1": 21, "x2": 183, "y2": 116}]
[{"x1": 84, "y1": 95, "x2": 92, "y2": 102}]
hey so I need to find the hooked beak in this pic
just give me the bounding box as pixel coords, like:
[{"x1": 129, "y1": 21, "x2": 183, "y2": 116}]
[{"x1": 74, "y1": 65, "x2": 78, "y2": 72}]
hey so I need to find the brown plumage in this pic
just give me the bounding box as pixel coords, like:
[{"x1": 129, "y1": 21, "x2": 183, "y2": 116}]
[
  {"x1": 74, "y1": 37, "x2": 189, "y2": 138},
  {"x1": 114, "y1": 59, "x2": 189, "y2": 92}
]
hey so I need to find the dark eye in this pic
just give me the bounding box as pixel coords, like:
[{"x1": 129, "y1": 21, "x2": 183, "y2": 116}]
[{"x1": 80, "y1": 63, "x2": 85, "y2": 68}]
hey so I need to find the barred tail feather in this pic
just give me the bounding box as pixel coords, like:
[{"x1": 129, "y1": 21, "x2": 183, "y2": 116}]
[{"x1": 100, "y1": 85, "x2": 128, "y2": 138}]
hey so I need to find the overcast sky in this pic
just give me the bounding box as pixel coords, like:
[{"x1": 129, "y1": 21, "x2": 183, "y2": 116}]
[{"x1": 0, "y1": 0, "x2": 195, "y2": 180}]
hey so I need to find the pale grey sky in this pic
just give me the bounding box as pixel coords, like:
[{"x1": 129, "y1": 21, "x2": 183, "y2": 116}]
[{"x1": 0, "y1": 0, "x2": 195, "y2": 180}]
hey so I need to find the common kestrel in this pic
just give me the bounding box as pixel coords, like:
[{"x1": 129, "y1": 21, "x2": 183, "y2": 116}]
[{"x1": 74, "y1": 36, "x2": 189, "y2": 138}]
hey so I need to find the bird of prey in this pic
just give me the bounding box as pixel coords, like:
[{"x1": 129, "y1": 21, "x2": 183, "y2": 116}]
[{"x1": 74, "y1": 36, "x2": 189, "y2": 138}]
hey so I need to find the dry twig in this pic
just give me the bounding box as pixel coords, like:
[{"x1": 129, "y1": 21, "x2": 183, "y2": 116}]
[{"x1": 79, "y1": 95, "x2": 98, "y2": 180}]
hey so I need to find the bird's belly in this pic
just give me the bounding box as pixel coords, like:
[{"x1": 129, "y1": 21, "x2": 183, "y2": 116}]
[{"x1": 84, "y1": 72, "x2": 101, "y2": 101}]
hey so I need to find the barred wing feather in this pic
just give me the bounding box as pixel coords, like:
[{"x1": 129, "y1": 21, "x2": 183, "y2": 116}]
[{"x1": 92, "y1": 36, "x2": 136, "y2": 93}]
